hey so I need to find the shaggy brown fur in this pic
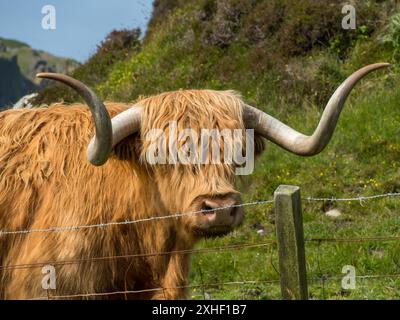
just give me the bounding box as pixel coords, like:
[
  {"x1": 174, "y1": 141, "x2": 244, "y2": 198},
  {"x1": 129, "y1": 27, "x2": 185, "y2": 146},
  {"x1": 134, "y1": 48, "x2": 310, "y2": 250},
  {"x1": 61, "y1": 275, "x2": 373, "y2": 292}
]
[{"x1": 0, "y1": 90, "x2": 264, "y2": 299}]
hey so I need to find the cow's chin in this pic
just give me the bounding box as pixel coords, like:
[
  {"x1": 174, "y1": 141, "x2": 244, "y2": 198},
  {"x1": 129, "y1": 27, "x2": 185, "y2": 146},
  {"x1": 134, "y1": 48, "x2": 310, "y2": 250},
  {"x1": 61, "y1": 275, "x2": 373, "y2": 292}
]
[
  {"x1": 192, "y1": 225, "x2": 235, "y2": 238},
  {"x1": 191, "y1": 213, "x2": 244, "y2": 238}
]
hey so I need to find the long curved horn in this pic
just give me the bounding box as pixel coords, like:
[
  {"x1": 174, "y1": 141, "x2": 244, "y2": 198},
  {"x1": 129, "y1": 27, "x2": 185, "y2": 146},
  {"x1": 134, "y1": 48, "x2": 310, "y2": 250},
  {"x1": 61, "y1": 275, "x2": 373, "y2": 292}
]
[
  {"x1": 36, "y1": 73, "x2": 142, "y2": 165},
  {"x1": 243, "y1": 63, "x2": 390, "y2": 156},
  {"x1": 37, "y1": 73, "x2": 112, "y2": 165}
]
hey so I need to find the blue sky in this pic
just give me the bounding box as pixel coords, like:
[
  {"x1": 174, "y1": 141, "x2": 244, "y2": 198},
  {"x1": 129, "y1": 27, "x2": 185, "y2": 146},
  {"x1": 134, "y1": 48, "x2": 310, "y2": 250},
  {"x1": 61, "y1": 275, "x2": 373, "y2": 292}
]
[{"x1": 0, "y1": 0, "x2": 153, "y2": 62}]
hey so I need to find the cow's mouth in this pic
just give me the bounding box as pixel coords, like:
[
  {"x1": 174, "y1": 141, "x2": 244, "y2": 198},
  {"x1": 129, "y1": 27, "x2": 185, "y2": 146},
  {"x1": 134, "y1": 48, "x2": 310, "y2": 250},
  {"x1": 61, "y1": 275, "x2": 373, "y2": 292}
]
[{"x1": 193, "y1": 225, "x2": 234, "y2": 238}]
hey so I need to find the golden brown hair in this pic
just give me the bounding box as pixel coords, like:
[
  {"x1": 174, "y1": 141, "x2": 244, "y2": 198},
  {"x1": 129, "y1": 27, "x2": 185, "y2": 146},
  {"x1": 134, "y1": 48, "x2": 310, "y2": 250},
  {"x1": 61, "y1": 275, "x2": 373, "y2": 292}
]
[{"x1": 0, "y1": 90, "x2": 264, "y2": 299}]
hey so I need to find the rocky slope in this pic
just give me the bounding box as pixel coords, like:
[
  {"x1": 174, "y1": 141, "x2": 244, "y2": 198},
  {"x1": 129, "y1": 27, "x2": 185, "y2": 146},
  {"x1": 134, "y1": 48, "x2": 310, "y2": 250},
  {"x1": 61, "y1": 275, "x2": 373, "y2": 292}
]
[{"x1": 0, "y1": 37, "x2": 79, "y2": 109}]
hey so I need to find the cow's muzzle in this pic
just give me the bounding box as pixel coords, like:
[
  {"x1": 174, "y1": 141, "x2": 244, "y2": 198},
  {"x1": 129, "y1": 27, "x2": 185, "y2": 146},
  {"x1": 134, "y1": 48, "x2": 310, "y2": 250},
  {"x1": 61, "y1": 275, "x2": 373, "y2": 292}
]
[{"x1": 193, "y1": 194, "x2": 244, "y2": 237}]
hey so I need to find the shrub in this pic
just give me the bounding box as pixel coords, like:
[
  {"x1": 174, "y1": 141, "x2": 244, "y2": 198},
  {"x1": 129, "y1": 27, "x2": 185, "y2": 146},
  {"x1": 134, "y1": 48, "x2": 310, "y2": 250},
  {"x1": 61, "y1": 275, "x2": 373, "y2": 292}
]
[
  {"x1": 380, "y1": 12, "x2": 400, "y2": 61},
  {"x1": 33, "y1": 28, "x2": 141, "y2": 105},
  {"x1": 202, "y1": 1, "x2": 245, "y2": 48}
]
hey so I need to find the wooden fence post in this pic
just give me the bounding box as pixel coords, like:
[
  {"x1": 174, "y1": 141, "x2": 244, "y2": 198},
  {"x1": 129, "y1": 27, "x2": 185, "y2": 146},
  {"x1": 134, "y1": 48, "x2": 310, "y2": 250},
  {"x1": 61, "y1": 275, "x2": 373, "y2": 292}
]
[{"x1": 274, "y1": 185, "x2": 308, "y2": 300}]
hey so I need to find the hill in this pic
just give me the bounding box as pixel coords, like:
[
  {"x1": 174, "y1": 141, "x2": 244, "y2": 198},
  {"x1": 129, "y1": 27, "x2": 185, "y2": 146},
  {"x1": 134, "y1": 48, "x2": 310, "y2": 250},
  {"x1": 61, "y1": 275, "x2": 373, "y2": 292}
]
[
  {"x1": 0, "y1": 37, "x2": 79, "y2": 109},
  {"x1": 33, "y1": 0, "x2": 400, "y2": 299}
]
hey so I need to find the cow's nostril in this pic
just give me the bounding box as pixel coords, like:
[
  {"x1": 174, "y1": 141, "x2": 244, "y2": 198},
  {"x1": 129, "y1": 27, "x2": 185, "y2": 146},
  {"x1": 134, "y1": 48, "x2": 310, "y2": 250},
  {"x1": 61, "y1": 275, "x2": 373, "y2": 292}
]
[
  {"x1": 230, "y1": 207, "x2": 237, "y2": 217},
  {"x1": 202, "y1": 204, "x2": 214, "y2": 214}
]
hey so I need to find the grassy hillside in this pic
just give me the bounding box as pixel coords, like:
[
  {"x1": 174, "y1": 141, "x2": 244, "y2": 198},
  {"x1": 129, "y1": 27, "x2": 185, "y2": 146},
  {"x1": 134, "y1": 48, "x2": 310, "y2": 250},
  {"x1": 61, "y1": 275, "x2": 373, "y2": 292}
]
[{"x1": 35, "y1": 0, "x2": 400, "y2": 299}]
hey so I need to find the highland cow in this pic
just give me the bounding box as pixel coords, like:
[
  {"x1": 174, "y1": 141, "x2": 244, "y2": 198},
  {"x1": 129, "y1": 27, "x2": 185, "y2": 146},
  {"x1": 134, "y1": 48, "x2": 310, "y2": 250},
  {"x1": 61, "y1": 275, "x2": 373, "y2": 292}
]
[{"x1": 0, "y1": 63, "x2": 388, "y2": 299}]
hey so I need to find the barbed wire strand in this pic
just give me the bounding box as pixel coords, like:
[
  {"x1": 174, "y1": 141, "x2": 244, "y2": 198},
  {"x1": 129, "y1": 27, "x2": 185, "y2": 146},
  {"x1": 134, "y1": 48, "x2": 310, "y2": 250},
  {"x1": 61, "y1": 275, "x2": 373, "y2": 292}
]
[
  {"x1": 0, "y1": 200, "x2": 274, "y2": 237},
  {"x1": 1, "y1": 191, "x2": 400, "y2": 237},
  {"x1": 29, "y1": 273, "x2": 400, "y2": 300},
  {"x1": 305, "y1": 236, "x2": 400, "y2": 243},
  {"x1": 0, "y1": 242, "x2": 276, "y2": 272},
  {"x1": 305, "y1": 192, "x2": 400, "y2": 203},
  {"x1": 4, "y1": 235, "x2": 397, "y2": 272},
  {"x1": 310, "y1": 273, "x2": 400, "y2": 283},
  {"x1": 30, "y1": 279, "x2": 281, "y2": 300}
]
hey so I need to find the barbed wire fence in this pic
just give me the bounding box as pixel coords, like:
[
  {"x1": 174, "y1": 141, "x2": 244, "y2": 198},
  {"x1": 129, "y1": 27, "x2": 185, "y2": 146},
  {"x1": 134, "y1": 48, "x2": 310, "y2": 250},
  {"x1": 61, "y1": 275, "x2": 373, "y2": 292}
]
[{"x1": 0, "y1": 187, "x2": 400, "y2": 300}]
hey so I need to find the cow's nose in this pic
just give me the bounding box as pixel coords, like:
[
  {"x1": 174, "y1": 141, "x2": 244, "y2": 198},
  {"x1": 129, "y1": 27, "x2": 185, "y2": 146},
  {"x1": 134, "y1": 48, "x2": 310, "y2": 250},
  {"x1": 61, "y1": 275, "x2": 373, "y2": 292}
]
[{"x1": 201, "y1": 198, "x2": 240, "y2": 225}]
